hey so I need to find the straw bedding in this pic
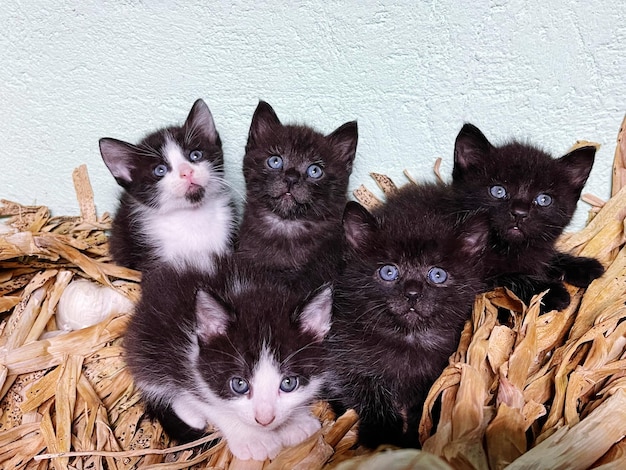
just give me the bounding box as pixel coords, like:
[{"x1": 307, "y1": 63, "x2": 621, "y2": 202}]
[{"x1": 1, "y1": 117, "x2": 625, "y2": 469}]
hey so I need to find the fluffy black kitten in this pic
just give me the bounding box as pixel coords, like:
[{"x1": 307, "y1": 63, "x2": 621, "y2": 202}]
[
  {"x1": 124, "y1": 259, "x2": 332, "y2": 461},
  {"x1": 452, "y1": 123, "x2": 604, "y2": 311},
  {"x1": 100, "y1": 99, "x2": 236, "y2": 273},
  {"x1": 325, "y1": 183, "x2": 489, "y2": 449},
  {"x1": 236, "y1": 101, "x2": 358, "y2": 290}
]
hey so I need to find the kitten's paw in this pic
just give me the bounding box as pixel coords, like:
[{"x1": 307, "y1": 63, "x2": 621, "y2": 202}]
[
  {"x1": 280, "y1": 413, "x2": 321, "y2": 447},
  {"x1": 542, "y1": 283, "x2": 571, "y2": 312},
  {"x1": 562, "y1": 257, "x2": 605, "y2": 287},
  {"x1": 226, "y1": 435, "x2": 281, "y2": 461}
]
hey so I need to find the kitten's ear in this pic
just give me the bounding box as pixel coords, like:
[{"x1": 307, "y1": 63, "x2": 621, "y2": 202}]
[
  {"x1": 297, "y1": 285, "x2": 333, "y2": 341},
  {"x1": 558, "y1": 145, "x2": 596, "y2": 191},
  {"x1": 195, "y1": 290, "x2": 229, "y2": 342},
  {"x1": 327, "y1": 121, "x2": 358, "y2": 169},
  {"x1": 185, "y1": 99, "x2": 220, "y2": 145},
  {"x1": 343, "y1": 201, "x2": 378, "y2": 251},
  {"x1": 457, "y1": 211, "x2": 489, "y2": 258},
  {"x1": 99, "y1": 137, "x2": 137, "y2": 185},
  {"x1": 247, "y1": 100, "x2": 281, "y2": 149},
  {"x1": 453, "y1": 123, "x2": 492, "y2": 174}
]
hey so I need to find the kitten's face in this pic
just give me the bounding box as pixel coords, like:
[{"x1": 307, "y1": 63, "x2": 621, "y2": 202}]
[
  {"x1": 453, "y1": 124, "x2": 596, "y2": 246},
  {"x1": 193, "y1": 277, "x2": 332, "y2": 431},
  {"x1": 342, "y1": 197, "x2": 487, "y2": 336},
  {"x1": 100, "y1": 99, "x2": 225, "y2": 213},
  {"x1": 243, "y1": 101, "x2": 357, "y2": 220}
]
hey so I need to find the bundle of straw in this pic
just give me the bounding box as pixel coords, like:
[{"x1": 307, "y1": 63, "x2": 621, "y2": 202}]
[{"x1": 1, "y1": 116, "x2": 625, "y2": 469}]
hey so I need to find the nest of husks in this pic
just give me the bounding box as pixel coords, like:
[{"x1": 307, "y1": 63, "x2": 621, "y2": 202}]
[{"x1": 1, "y1": 117, "x2": 626, "y2": 470}]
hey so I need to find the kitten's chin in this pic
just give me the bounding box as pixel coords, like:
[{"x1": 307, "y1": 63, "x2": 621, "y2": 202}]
[
  {"x1": 185, "y1": 185, "x2": 206, "y2": 205},
  {"x1": 271, "y1": 193, "x2": 305, "y2": 218}
]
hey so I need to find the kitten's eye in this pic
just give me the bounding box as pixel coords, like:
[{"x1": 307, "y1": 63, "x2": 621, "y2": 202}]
[
  {"x1": 306, "y1": 164, "x2": 323, "y2": 179},
  {"x1": 489, "y1": 185, "x2": 507, "y2": 199},
  {"x1": 230, "y1": 377, "x2": 250, "y2": 395},
  {"x1": 189, "y1": 150, "x2": 203, "y2": 162},
  {"x1": 535, "y1": 193, "x2": 553, "y2": 207},
  {"x1": 427, "y1": 267, "x2": 448, "y2": 284},
  {"x1": 267, "y1": 155, "x2": 284, "y2": 169},
  {"x1": 379, "y1": 264, "x2": 399, "y2": 282},
  {"x1": 153, "y1": 164, "x2": 168, "y2": 177},
  {"x1": 279, "y1": 376, "x2": 299, "y2": 393}
]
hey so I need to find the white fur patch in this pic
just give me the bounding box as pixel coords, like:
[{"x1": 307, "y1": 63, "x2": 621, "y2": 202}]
[
  {"x1": 261, "y1": 212, "x2": 309, "y2": 238},
  {"x1": 192, "y1": 345, "x2": 322, "y2": 460},
  {"x1": 133, "y1": 137, "x2": 234, "y2": 273}
]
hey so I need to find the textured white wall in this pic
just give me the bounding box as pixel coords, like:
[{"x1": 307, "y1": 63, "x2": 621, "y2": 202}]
[{"x1": 1, "y1": 0, "x2": 624, "y2": 230}]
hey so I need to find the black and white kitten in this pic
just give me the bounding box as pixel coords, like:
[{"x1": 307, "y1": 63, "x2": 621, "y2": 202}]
[
  {"x1": 124, "y1": 260, "x2": 332, "y2": 461},
  {"x1": 100, "y1": 99, "x2": 236, "y2": 273},
  {"x1": 325, "y1": 183, "x2": 489, "y2": 449},
  {"x1": 236, "y1": 101, "x2": 358, "y2": 288},
  {"x1": 452, "y1": 123, "x2": 604, "y2": 311}
]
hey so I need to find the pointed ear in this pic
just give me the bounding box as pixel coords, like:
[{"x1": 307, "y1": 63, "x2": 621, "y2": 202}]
[
  {"x1": 343, "y1": 201, "x2": 378, "y2": 251},
  {"x1": 195, "y1": 290, "x2": 229, "y2": 342},
  {"x1": 327, "y1": 121, "x2": 358, "y2": 169},
  {"x1": 99, "y1": 137, "x2": 137, "y2": 185},
  {"x1": 456, "y1": 210, "x2": 489, "y2": 258},
  {"x1": 247, "y1": 100, "x2": 281, "y2": 149},
  {"x1": 557, "y1": 145, "x2": 596, "y2": 191},
  {"x1": 184, "y1": 99, "x2": 220, "y2": 145},
  {"x1": 298, "y1": 285, "x2": 333, "y2": 341},
  {"x1": 453, "y1": 123, "x2": 492, "y2": 174}
]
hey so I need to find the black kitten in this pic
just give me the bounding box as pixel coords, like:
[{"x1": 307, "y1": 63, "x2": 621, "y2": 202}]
[
  {"x1": 100, "y1": 99, "x2": 236, "y2": 273},
  {"x1": 452, "y1": 123, "x2": 604, "y2": 311},
  {"x1": 325, "y1": 183, "x2": 489, "y2": 449},
  {"x1": 124, "y1": 259, "x2": 332, "y2": 460},
  {"x1": 236, "y1": 101, "x2": 358, "y2": 290}
]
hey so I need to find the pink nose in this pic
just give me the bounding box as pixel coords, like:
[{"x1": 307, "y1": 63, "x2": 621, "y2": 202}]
[
  {"x1": 255, "y1": 414, "x2": 275, "y2": 426},
  {"x1": 179, "y1": 163, "x2": 194, "y2": 179}
]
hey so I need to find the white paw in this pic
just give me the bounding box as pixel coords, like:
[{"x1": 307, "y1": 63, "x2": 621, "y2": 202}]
[
  {"x1": 226, "y1": 434, "x2": 282, "y2": 461},
  {"x1": 280, "y1": 413, "x2": 321, "y2": 447}
]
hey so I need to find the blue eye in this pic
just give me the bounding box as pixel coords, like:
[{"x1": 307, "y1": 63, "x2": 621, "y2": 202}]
[
  {"x1": 230, "y1": 377, "x2": 250, "y2": 395},
  {"x1": 279, "y1": 376, "x2": 299, "y2": 393},
  {"x1": 428, "y1": 267, "x2": 448, "y2": 284},
  {"x1": 379, "y1": 264, "x2": 399, "y2": 282},
  {"x1": 489, "y1": 185, "x2": 507, "y2": 199},
  {"x1": 189, "y1": 150, "x2": 203, "y2": 162},
  {"x1": 153, "y1": 164, "x2": 168, "y2": 177},
  {"x1": 306, "y1": 164, "x2": 323, "y2": 179},
  {"x1": 535, "y1": 193, "x2": 552, "y2": 207},
  {"x1": 267, "y1": 155, "x2": 283, "y2": 169}
]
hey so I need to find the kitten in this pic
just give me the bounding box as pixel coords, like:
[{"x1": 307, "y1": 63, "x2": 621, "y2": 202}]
[
  {"x1": 236, "y1": 101, "x2": 358, "y2": 289},
  {"x1": 452, "y1": 123, "x2": 604, "y2": 311},
  {"x1": 124, "y1": 260, "x2": 332, "y2": 461},
  {"x1": 99, "y1": 99, "x2": 236, "y2": 273},
  {"x1": 325, "y1": 183, "x2": 489, "y2": 449}
]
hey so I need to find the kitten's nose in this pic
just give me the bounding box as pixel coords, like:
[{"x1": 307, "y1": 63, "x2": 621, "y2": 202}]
[
  {"x1": 254, "y1": 413, "x2": 276, "y2": 426},
  {"x1": 510, "y1": 202, "x2": 529, "y2": 219},
  {"x1": 179, "y1": 163, "x2": 194, "y2": 180},
  {"x1": 404, "y1": 281, "x2": 421, "y2": 303},
  {"x1": 284, "y1": 169, "x2": 300, "y2": 188}
]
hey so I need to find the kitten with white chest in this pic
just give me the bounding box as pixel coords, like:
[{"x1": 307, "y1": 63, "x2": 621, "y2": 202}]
[
  {"x1": 236, "y1": 101, "x2": 358, "y2": 290},
  {"x1": 99, "y1": 99, "x2": 236, "y2": 273},
  {"x1": 124, "y1": 260, "x2": 332, "y2": 461}
]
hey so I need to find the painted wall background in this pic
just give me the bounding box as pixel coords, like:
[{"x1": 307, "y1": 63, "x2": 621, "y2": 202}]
[{"x1": 1, "y1": 0, "x2": 624, "y2": 231}]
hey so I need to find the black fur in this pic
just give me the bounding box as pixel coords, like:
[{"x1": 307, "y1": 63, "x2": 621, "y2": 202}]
[
  {"x1": 452, "y1": 123, "x2": 604, "y2": 310},
  {"x1": 236, "y1": 101, "x2": 358, "y2": 291},
  {"x1": 325, "y1": 183, "x2": 489, "y2": 449}
]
